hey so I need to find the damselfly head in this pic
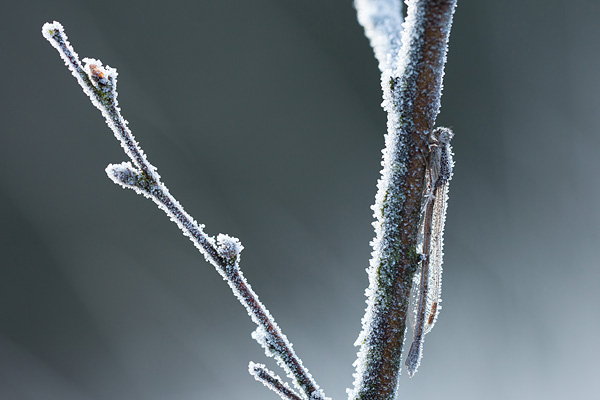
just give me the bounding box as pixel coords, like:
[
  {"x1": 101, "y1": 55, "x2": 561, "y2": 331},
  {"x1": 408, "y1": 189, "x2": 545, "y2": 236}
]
[{"x1": 433, "y1": 127, "x2": 454, "y2": 145}]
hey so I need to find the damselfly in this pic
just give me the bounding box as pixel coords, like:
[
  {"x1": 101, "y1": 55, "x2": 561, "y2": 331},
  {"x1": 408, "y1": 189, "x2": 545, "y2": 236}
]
[{"x1": 406, "y1": 127, "x2": 454, "y2": 377}]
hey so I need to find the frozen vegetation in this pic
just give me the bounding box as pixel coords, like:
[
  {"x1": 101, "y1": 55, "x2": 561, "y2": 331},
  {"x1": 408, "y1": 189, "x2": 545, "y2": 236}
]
[{"x1": 42, "y1": 1, "x2": 457, "y2": 399}]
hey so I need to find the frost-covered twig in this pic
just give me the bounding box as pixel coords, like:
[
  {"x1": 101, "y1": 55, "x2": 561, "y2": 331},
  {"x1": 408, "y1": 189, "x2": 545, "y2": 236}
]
[
  {"x1": 41, "y1": 21, "x2": 327, "y2": 400},
  {"x1": 350, "y1": 1, "x2": 456, "y2": 399},
  {"x1": 249, "y1": 362, "x2": 303, "y2": 400}
]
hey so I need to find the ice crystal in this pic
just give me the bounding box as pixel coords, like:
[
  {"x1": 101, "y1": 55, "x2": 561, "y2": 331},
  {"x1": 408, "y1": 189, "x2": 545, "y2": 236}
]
[
  {"x1": 355, "y1": 0, "x2": 404, "y2": 73},
  {"x1": 252, "y1": 326, "x2": 274, "y2": 357},
  {"x1": 216, "y1": 233, "x2": 243, "y2": 265}
]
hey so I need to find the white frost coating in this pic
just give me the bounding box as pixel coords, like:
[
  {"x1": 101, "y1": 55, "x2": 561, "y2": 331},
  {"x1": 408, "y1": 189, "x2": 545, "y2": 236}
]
[
  {"x1": 44, "y1": 21, "x2": 328, "y2": 400},
  {"x1": 42, "y1": 21, "x2": 159, "y2": 185},
  {"x1": 82, "y1": 57, "x2": 117, "y2": 94},
  {"x1": 249, "y1": 362, "x2": 302, "y2": 400},
  {"x1": 355, "y1": 0, "x2": 404, "y2": 73},
  {"x1": 251, "y1": 326, "x2": 273, "y2": 357},
  {"x1": 349, "y1": 6, "x2": 410, "y2": 390},
  {"x1": 350, "y1": 1, "x2": 457, "y2": 398},
  {"x1": 106, "y1": 162, "x2": 141, "y2": 189},
  {"x1": 42, "y1": 23, "x2": 117, "y2": 106},
  {"x1": 42, "y1": 22, "x2": 89, "y2": 94},
  {"x1": 42, "y1": 21, "x2": 219, "y2": 266},
  {"x1": 216, "y1": 233, "x2": 243, "y2": 264}
]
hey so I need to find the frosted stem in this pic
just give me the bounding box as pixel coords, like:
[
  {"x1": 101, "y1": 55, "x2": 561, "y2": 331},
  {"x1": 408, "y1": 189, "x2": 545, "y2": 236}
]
[
  {"x1": 249, "y1": 362, "x2": 303, "y2": 400},
  {"x1": 42, "y1": 21, "x2": 327, "y2": 400},
  {"x1": 350, "y1": 1, "x2": 457, "y2": 399}
]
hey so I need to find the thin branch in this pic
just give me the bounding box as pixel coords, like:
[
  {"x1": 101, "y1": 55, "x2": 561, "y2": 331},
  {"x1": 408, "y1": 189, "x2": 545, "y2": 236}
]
[
  {"x1": 42, "y1": 21, "x2": 327, "y2": 400},
  {"x1": 350, "y1": 1, "x2": 457, "y2": 399},
  {"x1": 249, "y1": 362, "x2": 303, "y2": 400}
]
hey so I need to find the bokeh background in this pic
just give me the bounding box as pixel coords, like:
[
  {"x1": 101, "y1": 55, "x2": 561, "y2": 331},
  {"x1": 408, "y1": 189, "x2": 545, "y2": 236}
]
[{"x1": 1, "y1": 0, "x2": 599, "y2": 399}]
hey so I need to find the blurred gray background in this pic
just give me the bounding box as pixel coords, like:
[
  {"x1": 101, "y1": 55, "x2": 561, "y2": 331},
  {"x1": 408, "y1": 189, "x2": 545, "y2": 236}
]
[{"x1": 1, "y1": 0, "x2": 599, "y2": 399}]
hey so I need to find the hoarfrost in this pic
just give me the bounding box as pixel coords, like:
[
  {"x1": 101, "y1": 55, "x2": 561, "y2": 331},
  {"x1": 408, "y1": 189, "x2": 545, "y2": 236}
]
[
  {"x1": 216, "y1": 233, "x2": 243, "y2": 265},
  {"x1": 355, "y1": 0, "x2": 404, "y2": 73},
  {"x1": 105, "y1": 162, "x2": 141, "y2": 189},
  {"x1": 252, "y1": 326, "x2": 274, "y2": 357},
  {"x1": 44, "y1": 21, "x2": 330, "y2": 400},
  {"x1": 82, "y1": 57, "x2": 117, "y2": 96},
  {"x1": 350, "y1": 0, "x2": 456, "y2": 397}
]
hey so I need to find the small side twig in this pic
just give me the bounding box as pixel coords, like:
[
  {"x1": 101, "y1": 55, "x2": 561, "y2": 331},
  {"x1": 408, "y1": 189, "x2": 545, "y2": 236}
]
[
  {"x1": 42, "y1": 21, "x2": 327, "y2": 400},
  {"x1": 351, "y1": 1, "x2": 457, "y2": 399},
  {"x1": 249, "y1": 362, "x2": 303, "y2": 400}
]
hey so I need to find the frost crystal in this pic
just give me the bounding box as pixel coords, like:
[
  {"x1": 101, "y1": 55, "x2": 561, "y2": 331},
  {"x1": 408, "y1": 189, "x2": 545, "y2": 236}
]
[
  {"x1": 216, "y1": 233, "x2": 243, "y2": 265},
  {"x1": 82, "y1": 57, "x2": 118, "y2": 98},
  {"x1": 355, "y1": 0, "x2": 404, "y2": 73},
  {"x1": 106, "y1": 162, "x2": 141, "y2": 189}
]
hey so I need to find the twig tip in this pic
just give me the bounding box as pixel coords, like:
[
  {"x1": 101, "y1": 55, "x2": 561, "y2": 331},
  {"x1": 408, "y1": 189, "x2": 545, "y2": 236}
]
[
  {"x1": 82, "y1": 57, "x2": 118, "y2": 97},
  {"x1": 41, "y1": 21, "x2": 63, "y2": 39},
  {"x1": 106, "y1": 162, "x2": 141, "y2": 189}
]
